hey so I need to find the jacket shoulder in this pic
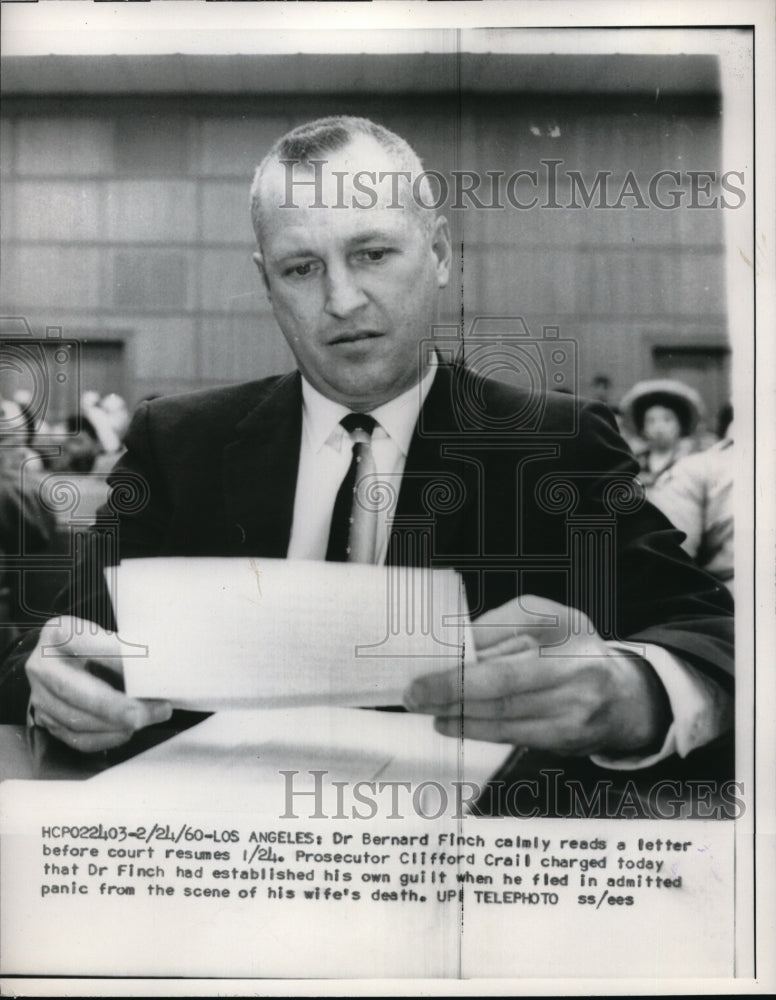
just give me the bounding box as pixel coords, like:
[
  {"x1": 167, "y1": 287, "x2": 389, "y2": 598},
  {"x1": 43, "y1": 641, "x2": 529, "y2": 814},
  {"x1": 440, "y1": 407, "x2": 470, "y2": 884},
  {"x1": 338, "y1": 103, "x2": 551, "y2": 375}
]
[
  {"x1": 142, "y1": 374, "x2": 292, "y2": 428},
  {"x1": 451, "y1": 365, "x2": 606, "y2": 436},
  {"x1": 117, "y1": 372, "x2": 299, "y2": 471}
]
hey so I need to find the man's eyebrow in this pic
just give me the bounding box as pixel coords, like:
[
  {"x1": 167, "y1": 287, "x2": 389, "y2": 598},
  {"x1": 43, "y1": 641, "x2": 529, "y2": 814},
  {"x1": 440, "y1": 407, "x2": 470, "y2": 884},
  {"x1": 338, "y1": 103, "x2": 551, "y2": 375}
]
[
  {"x1": 272, "y1": 248, "x2": 319, "y2": 262},
  {"x1": 349, "y1": 231, "x2": 395, "y2": 245},
  {"x1": 272, "y1": 231, "x2": 399, "y2": 261}
]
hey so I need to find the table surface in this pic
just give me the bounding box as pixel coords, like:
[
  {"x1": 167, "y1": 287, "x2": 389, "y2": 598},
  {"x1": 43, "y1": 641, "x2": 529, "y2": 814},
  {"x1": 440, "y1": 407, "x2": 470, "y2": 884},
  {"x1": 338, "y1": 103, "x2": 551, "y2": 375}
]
[{"x1": 0, "y1": 712, "x2": 209, "y2": 783}]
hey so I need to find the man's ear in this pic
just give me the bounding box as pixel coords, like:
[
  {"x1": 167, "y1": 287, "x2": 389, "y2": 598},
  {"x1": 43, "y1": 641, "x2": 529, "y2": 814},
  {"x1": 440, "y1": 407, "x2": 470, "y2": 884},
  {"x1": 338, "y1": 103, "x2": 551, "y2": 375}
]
[
  {"x1": 430, "y1": 216, "x2": 452, "y2": 290},
  {"x1": 252, "y1": 251, "x2": 271, "y2": 300}
]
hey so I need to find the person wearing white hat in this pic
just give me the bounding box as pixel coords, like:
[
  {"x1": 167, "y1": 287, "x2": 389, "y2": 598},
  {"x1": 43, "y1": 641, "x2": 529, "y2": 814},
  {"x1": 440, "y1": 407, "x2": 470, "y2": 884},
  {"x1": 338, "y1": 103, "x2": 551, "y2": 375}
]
[{"x1": 620, "y1": 379, "x2": 705, "y2": 495}]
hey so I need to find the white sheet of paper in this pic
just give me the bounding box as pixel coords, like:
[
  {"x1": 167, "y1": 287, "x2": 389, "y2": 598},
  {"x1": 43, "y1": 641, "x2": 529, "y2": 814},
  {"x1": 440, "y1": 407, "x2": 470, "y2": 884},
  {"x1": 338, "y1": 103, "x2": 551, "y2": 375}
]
[
  {"x1": 108, "y1": 557, "x2": 473, "y2": 710},
  {"x1": 87, "y1": 706, "x2": 512, "y2": 811}
]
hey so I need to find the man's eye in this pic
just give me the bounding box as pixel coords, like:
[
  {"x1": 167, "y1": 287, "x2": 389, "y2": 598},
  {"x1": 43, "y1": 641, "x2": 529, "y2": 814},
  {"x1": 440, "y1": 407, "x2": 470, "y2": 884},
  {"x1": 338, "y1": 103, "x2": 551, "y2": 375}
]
[
  {"x1": 357, "y1": 249, "x2": 388, "y2": 263},
  {"x1": 285, "y1": 262, "x2": 317, "y2": 277}
]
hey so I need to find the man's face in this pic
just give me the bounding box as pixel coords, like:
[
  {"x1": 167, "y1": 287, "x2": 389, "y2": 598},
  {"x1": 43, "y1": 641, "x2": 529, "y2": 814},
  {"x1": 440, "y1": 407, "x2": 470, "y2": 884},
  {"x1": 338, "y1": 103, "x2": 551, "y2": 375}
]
[{"x1": 253, "y1": 136, "x2": 451, "y2": 410}]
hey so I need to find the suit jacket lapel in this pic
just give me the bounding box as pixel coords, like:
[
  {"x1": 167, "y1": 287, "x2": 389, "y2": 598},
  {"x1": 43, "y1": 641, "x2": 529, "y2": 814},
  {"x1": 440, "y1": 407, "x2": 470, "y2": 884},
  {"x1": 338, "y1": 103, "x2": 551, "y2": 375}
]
[
  {"x1": 221, "y1": 364, "x2": 467, "y2": 562},
  {"x1": 222, "y1": 371, "x2": 302, "y2": 556},
  {"x1": 389, "y1": 364, "x2": 468, "y2": 567}
]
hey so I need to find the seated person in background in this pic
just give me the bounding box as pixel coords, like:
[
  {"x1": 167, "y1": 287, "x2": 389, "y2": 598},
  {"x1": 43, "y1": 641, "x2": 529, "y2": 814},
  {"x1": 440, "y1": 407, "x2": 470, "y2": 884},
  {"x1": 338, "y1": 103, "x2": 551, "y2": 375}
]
[
  {"x1": 99, "y1": 393, "x2": 131, "y2": 443},
  {"x1": 83, "y1": 392, "x2": 131, "y2": 474},
  {"x1": 48, "y1": 414, "x2": 102, "y2": 474},
  {"x1": 620, "y1": 379, "x2": 704, "y2": 496},
  {"x1": 589, "y1": 373, "x2": 620, "y2": 416},
  {"x1": 651, "y1": 405, "x2": 735, "y2": 599},
  {"x1": 0, "y1": 398, "x2": 44, "y2": 475},
  {"x1": 0, "y1": 116, "x2": 733, "y2": 792},
  {"x1": 0, "y1": 441, "x2": 56, "y2": 657}
]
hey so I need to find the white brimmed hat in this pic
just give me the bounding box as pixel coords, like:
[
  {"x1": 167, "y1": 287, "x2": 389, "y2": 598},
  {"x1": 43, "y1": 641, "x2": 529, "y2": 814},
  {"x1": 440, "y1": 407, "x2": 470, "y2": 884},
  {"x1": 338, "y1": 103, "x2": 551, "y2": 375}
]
[{"x1": 620, "y1": 379, "x2": 705, "y2": 437}]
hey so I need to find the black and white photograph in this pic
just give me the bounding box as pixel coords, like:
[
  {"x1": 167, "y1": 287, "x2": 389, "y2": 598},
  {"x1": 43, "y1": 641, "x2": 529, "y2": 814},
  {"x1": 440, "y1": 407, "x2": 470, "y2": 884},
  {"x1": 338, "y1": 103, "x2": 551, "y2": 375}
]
[{"x1": 0, "y1": 0, "x2": 773, "y2": 994}]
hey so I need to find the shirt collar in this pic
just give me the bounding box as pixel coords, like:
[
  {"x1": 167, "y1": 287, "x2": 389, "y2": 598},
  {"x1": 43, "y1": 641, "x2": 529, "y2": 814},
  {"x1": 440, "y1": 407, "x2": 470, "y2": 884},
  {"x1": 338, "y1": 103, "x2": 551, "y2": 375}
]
[{"x1": 300, "y1": 359, "x2": 438, "y2": 456}]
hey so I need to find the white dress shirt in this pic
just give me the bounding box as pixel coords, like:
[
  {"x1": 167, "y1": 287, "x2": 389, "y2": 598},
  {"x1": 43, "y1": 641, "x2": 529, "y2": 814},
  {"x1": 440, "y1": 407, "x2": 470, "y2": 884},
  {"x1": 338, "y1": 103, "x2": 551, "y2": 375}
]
[
  {"x1": 286, "y1": 367, "x2": 731, "y2": 768},
  {"x1": 287, "y1": 364, "x2": 436, "y2": 565}
]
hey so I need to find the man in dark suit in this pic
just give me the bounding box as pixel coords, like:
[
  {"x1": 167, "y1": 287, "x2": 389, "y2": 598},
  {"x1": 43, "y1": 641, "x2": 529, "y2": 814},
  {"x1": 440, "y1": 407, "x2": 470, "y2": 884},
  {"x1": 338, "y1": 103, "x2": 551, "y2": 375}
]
[{"x1": 10, "y1": 117, "x2": 732, "y2": 777}]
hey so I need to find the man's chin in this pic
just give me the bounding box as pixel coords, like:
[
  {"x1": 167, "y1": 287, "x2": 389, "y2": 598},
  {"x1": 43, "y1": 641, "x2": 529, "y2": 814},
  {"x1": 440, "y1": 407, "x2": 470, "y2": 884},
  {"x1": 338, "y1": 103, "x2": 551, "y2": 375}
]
[{"x1": 322, "y1": 372, "x2": 411, "y2": 410}]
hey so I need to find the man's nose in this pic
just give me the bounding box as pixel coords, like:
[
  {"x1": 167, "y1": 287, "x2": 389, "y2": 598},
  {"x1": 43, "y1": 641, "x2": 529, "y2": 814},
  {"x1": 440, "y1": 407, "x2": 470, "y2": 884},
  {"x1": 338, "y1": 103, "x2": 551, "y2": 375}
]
[{"x1": 323, "y1": 263, "x2": 368, "y2": 318}]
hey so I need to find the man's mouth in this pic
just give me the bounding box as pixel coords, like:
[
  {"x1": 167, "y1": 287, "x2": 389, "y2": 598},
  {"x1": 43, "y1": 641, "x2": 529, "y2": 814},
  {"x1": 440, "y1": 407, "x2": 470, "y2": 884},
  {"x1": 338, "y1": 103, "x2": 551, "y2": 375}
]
[{"x1": 329, "y1": 330, "x2": 384, "y2": 345}]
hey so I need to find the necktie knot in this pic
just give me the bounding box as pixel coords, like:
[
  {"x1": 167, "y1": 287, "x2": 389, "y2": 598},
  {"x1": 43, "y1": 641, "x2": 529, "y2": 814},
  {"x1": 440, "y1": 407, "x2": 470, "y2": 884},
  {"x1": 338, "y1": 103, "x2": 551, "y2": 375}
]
[{"x1": 341, "y1": 412, "x2": 377, "y2": 437}]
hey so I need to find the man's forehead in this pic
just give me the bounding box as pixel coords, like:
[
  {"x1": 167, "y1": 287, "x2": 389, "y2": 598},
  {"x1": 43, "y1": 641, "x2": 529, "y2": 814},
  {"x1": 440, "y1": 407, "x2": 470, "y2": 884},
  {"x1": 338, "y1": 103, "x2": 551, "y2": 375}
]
[
  {"x1": 257, "y1": 136, "x2": 428, "y2": 253},
  {"x1": 262, "y1": 208, "x2": 418, "y2": 259},
  {"x1": 258, "y1": 135, "x2": 414, "y2": 212}
]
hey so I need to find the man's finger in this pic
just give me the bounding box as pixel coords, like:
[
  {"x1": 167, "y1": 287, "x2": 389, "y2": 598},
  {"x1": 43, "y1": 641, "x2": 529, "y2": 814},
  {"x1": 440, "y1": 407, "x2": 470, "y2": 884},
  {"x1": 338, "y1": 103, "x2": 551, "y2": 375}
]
[
  {"x1": 28, "y1": 656, "x2": 171, "y2": 732},
  {"x1": 31, "y1": 678, "x2": 171, "y2": 735},
  {"x1": 37, "y1": 617, "x2": 125, "y2": 677},
  {"x1": 433, "y1": 714, "x2": 562, "y2": 747},
  {"x1": 33, "y1": 706, "x2": 131, "y2": 740},
  {"x1": 474, "y1": 634, "x2": 537, "y2": 662},
  {"x1": 31, "y1": 686, "x2": 125, "y2": 733},
  {"x1": 471, "y1": 595, "x2": 561, "y2": 649},
  {"x1": 404, "y1": 652, "x2": 562, "y2": 712},
  {"x1": 35, "y1": 714, "x2": 137, "y2": 753},
  {"x1": 471, "y1": 595, "x2": 592, "y2": 652},
  {"x1": 446, "y1": 687, "x2": 571, "y2": 722}
]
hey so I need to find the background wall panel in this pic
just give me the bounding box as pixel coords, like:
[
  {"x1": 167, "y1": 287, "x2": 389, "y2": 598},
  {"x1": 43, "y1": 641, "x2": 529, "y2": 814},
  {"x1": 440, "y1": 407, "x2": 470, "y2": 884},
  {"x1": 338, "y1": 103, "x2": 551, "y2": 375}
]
[{"x1": 0, "y1": 54, "x2": 730, "y2": 423}]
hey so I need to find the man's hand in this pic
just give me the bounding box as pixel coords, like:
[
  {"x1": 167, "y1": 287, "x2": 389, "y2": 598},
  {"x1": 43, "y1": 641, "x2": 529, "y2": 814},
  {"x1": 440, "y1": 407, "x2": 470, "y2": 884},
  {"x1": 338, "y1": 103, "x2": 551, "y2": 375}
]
[
  {"x1": 26, "y1": 616, "x2": 172, "y2": 753},
  {"x1": 403, "y1": 596, "x2": 672, "y2": 758}
]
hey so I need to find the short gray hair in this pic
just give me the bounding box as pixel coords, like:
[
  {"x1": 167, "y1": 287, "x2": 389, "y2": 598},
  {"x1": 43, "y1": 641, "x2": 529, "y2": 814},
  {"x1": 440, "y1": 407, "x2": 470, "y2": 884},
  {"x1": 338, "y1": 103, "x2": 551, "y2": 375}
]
[{"x1": 250, "y1": 115, "x2": 437, "y2": 245}]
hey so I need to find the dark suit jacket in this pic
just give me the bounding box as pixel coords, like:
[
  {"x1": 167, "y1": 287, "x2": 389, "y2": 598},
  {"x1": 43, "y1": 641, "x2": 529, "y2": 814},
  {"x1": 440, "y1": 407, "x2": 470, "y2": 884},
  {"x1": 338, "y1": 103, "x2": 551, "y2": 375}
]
[{"x1": 0, "y1": 364, "x2": 733, "y2": 734}]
